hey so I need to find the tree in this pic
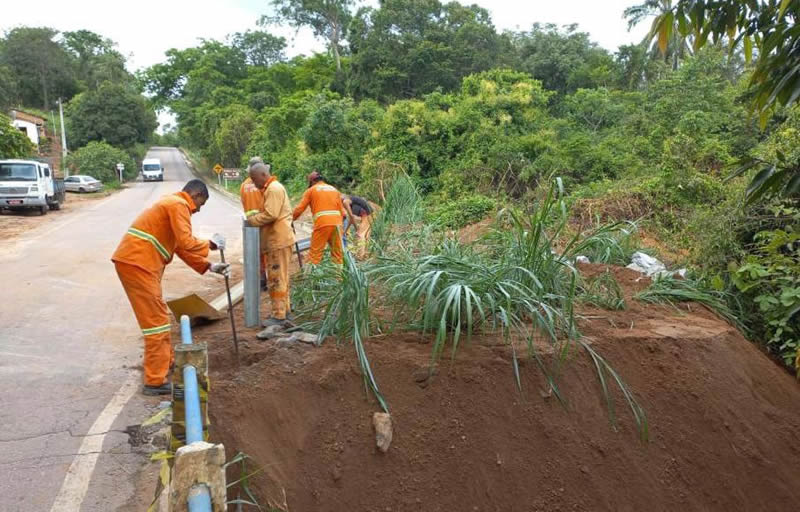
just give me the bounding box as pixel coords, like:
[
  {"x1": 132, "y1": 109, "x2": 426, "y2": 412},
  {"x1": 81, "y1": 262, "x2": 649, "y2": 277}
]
[
  {"x1": 0, "y1": 113, "x2": 35, "y2": 158},
  {"x1": 511, "y1": 24, "x2": 619, "y2": 96},
  {"x1": 0, "y1": 27, "x2": 78, "y2": 108},
  {"x1": 644, "y1": 0, "x2": 800, "y2": 202},
  {"x1": 347, "y1": 0, "x2": 512, "y2": 102},
  {"x1": 230, "y1": 30, "x2": 286, "y2": 67},
  {"x1": 263, "y1": 0, "x2": 354, "y2": 71},
  {"x1": 213, "y1": 105, "x2": 257, "y2": 167},
  {"x1": 63, "y1": 29, "x2": 132, "y2": 89},
  {"x1": 66, "y1": 81, "x2": 157, "y2": 149},
  {"x1": 65, "y1": 141, "x2": 136, "y2": 182},
  {"x1": 624, "y1": 0, "x2": 693, "y2": 70}
]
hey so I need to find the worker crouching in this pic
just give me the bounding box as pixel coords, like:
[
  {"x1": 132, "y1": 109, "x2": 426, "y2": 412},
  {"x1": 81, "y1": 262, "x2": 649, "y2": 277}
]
[
  {"x1": 293, "y1": 171, "x2": 346, "y2": 264},
  {"x1": 111, "y1": 180, "x2": 230, "y2": 396},
  {"x1": 246, "y1": 163, "x2": 296, "y2": 327}
]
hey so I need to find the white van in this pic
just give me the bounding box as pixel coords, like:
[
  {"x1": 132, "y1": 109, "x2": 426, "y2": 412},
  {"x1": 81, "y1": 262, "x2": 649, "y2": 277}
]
[{"x1": 142, "y1": 158, "x2": 164, "y2": 182}]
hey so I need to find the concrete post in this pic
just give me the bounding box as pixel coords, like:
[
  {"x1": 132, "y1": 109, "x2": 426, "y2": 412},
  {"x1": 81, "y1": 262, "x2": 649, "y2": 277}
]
[{"x1": 243, "y1": 222, "x2": 261, "y2": 328}]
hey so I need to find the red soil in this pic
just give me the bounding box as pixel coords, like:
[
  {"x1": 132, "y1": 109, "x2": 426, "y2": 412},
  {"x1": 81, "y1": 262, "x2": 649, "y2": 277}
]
[{"x1": 196, "y1": 264, "x2": 800, "y2": 512}]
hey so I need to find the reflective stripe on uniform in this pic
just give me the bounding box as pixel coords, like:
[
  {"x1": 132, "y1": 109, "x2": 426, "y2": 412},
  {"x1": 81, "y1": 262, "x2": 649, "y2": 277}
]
[
  {"x1": 127, "y1": 228, "x2": 170, "y2": 260},
  {"x1": 315, "y1": 185, "x2": 337, "y2": 191},
  {"x1": 141, "y1": 323, "x2": 171, "y2": 336},
  {"x1": 245, "y1": 209, "x2": 260, "y2": 217},
  {"x1": 313, "y1": 210, "x2": 341, "y2": 221}
]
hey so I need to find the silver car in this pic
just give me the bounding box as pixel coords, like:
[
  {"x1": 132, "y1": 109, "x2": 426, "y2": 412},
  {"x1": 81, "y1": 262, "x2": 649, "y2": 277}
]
[{"x1": 64, "y1": 175, "x2": 103, "y2": 193}]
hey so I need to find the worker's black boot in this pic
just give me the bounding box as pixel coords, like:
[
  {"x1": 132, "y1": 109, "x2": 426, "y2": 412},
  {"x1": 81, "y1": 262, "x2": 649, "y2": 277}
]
[{"x1": 142, "y1": 382, "x2": 172, "y2": 396}]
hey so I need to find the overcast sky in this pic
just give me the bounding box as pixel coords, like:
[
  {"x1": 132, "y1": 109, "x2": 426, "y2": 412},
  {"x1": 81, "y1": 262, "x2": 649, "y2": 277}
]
[{"x1": 2, "y1": 0, "x2": 650, "y2": 71}]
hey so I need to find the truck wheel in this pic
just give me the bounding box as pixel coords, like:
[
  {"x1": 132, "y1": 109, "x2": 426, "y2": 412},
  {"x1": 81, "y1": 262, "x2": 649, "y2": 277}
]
[
  {"x1": 49, "y1": 201, "x2": 61, "y2": 211},
  {"x1": 79, "y1": 187, "x2": 86, "y2": 193},
  {"x1": 39, "y1": 205, "x2": 47, "y2": 215}
]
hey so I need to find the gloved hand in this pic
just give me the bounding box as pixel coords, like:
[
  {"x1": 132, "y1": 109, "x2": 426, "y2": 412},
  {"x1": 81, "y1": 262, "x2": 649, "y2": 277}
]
[
  {"x1": 209, "y1": 262, "x2": 230, "y2": 277},
  {"x1": 210, "y1": 233, "x2": 226, "y2": 251}
]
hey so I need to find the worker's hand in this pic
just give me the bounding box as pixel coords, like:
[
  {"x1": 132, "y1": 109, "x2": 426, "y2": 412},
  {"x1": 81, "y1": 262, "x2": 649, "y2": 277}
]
[
  {"x1": 209, "y1": 262, "x2": 231, "y2": 277},
  {"x1": 209, "y1": 233, "x2": 226, "y2": 251}
]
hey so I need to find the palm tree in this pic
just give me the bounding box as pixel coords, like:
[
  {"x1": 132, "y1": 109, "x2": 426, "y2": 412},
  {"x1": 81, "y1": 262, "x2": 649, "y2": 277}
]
[{"x1": 624, "y1": 0, "x2": 693, "y2": 70}]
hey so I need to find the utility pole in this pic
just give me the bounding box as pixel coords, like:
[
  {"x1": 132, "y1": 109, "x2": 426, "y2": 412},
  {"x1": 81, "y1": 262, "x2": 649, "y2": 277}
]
[{"x1": 58, "y1": 98, "x2": 68, "y2": 177}]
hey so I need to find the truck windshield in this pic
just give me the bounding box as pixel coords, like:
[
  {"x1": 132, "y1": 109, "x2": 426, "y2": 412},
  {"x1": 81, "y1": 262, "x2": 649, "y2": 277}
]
[
  {"x1": 143, "y1": 164, "x2": 161, "y2": 171},
  {"x1": 0, "y1": 163, "x2": 37, "y2": 181}
]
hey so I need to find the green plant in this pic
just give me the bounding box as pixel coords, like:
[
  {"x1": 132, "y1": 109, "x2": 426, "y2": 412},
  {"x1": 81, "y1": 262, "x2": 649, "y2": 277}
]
[
  {"x1": 577, "y1": 222, "x2": 640, "y2": 265},
  {"x1": 369, "y1": 180, "x2": 648, "y2": 439},
  {"x1": 65, "y1": 141, "x2": 136, "y2": 182},
  {"x1": 635, "y1": 274, "x2": 745, "y2": 332},
  {"x1": 370, "y1": 173, "x2": 425, "y2": 252},
  {"x1": 225, "y1": 452, "x2": 264, "y2": 510},
  {"x1": 581, "y1": 270, "x2": 627, "y2": 310},
  {"x1": 426, "y1": 194, "x2": 496, "y2": 230},
  {"x1": 731, "y1": 210, "x2": 800, "y2": 370},
  {"x1": 293, "y1": 251, "x2": 389, "y2": 413}
]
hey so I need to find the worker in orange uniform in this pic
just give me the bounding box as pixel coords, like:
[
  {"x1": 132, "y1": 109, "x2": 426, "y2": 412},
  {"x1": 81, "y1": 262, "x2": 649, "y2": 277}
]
[
  {"x1": 241, "y1": 156, "x2": 268, "y2": 289},
  {"x1": 246, "y1": 163, "x2": 296, "y2": 327},
  {"x1": 112, "y1": 180, "x2": 230, "y2": 395},
  {"x1": 293, "y1": 171, "x2": 347, "y2": 264}
]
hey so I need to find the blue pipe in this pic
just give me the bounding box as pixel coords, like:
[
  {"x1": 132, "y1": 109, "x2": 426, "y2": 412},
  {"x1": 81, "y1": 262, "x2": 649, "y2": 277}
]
[
  {"x1": 181, "y1": 315, "x2": 192, "y2": 344},
  {"x1": 178, "y1": 315, "x2": 214, "y2": 511},
  {"x1": 187, "y1": 484, "x2": 212, "y2": 512},
  {"x1": 183, "y1": 365, "x2": 203, "y2": 444}
]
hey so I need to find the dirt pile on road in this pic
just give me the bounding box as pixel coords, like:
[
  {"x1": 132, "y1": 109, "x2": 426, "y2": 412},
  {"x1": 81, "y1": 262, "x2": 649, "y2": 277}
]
[{"x1": 198, "y1": 265, "x2": 800, "y2": 511}]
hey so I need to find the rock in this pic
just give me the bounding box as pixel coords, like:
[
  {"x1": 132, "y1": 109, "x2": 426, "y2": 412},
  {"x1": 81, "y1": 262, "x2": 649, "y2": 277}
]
[
  {"x1": 287, "y1": 332, "x2": 320, "y2": 345},
  {"x1": 626, "y1": 251, "x2": 667, "y2": 277},
  {"x1": 575, "y1": 255, "x2": 590, "y2": 264},
  {"x1": 373, "y1": 412, "x2": 393, "y2": 453},
  {"x1": 674, "y1": 268, "x2": 688, "y2": 278},
  {"x1": 256, "y1": 325, "x2": 285, "y2": 340}
]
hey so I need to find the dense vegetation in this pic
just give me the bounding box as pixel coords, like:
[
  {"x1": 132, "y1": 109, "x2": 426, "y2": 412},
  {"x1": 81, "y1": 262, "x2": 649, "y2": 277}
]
[
  {"x1": 0, "y1": 2, "x2": 796, "y2": 371},
  {"x1": 0, "y1": 27, "x2": 156, "y2": 179},
  {"x1": 137, "y1": 1, "x2": 798, "y2": 370}
]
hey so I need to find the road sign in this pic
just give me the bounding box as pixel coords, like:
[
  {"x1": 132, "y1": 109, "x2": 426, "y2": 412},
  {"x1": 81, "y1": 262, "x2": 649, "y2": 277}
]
[
  {"x1": 213, "y1": 164, "x2": 223, "y2": 175},
  {"x1": 116, "y1": 163, "x2": 124, "y2": 171},
  {"x1": 223, "y1": 169, "x2": 240, "y2": 180}
]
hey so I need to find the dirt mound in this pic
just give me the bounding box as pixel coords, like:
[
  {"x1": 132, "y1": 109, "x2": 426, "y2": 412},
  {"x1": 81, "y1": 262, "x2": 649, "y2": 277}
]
[{"x1": 198, "y1": 265, "x2": 800, "y2": 511}]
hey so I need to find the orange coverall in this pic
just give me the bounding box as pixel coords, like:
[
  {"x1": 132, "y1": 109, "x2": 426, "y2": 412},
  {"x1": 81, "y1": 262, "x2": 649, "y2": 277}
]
[
  {"x1": 292, "y1": 181, "x2": 346, "y2": 264},
  {"x1": 248, "y1": 176, "x2": 296, "y2": 319},
  {"x1": 111, "y1": 192, "x2": 211, "y2": 386},
  {"x1": 240, "y1": 177, "x2": 267, "y2": 273}
]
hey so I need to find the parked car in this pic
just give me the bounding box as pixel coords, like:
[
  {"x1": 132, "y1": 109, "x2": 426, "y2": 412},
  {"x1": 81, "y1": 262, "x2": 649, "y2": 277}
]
[
  {"x1": 64, "y1": 175, "x2": 103, "y2": 193},
  {"x1": 0, "y1": 159, "x2": 65, "y2": 214}
]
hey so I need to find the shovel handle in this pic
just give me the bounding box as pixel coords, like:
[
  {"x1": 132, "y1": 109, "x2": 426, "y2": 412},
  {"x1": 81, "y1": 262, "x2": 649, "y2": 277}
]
[{"x1": 219, "y1": 248, "x2": 239, "y2": 357}]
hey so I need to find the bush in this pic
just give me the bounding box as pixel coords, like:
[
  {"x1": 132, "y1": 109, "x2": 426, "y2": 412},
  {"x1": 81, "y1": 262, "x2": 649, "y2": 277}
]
[
  {"x1": 731, "y1": 207, "x2": 800, "y2": 370},
  {"x1": 0, "y1": 113, "x2": 35, "y2": 158},
  {"x1": 66, "y1": 141, "x2": 136, "y2": 182},
  {"x1": 426, "y1": 194, "x2": 496, "y2": 230}
]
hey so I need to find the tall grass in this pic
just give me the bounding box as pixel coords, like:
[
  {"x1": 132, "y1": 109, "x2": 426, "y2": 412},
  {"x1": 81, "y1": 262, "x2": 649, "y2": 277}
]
[
  {"x1": 369, "y1": 173, "x2": 424, "y2": 252},
  {"x1": 293, "y1": 177, "x2": 648, "y2": 439},
  {"x1": 635, "y1": 274, "x2": 745, "y2": 331},
  {"x1": 293, "y1": 250, "x2": 389, "y2": 413}
]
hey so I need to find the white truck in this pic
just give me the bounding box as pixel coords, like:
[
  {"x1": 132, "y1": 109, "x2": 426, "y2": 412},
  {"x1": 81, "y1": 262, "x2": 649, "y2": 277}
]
[
  {"x1": 0, "y1": 159, "x2": 66, "y2": 215},
  {"x1": 142, "y1": 158, "x2": 164, "y2": 182}
]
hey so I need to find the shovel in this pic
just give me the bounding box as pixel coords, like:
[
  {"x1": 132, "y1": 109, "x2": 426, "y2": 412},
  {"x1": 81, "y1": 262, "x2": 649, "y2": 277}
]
[
  {"x1": 291, "y1": 223, "x2": 304, "y2": 269},
  {"x1": 219, "y1": 248, "x2": 239, "y2": 357}
]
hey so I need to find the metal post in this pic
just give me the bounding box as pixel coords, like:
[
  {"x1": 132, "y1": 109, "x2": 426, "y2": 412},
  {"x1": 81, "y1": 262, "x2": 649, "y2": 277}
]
[
  {"x1": 58, "y1": 98, "x2": 68, "y2": 177},
  {"x1": 243, "y1": 222, "x2": 261, "y2": 328}
]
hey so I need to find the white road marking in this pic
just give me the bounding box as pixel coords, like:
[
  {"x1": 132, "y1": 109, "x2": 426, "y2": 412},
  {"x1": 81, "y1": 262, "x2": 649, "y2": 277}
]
[
  {"x1": 49, "y1": 373, "x2": 139, "y2": 512},
  {"x1": 0, "y1": 351, "x2": 49, "y2": 360}
]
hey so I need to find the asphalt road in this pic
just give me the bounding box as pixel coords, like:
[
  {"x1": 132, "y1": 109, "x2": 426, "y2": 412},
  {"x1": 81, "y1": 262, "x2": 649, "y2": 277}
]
[{"x1": 0, "y1": 147, "x2": 244, "y2": 511}]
